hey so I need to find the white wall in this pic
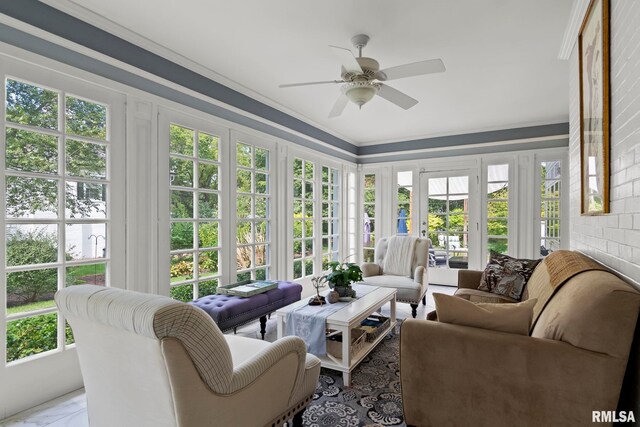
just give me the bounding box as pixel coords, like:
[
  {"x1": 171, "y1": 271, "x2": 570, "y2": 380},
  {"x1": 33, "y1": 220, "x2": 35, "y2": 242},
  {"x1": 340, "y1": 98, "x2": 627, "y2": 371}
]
[{"x1": 569, "y1": 0, "x2": 640, "y2": 284}]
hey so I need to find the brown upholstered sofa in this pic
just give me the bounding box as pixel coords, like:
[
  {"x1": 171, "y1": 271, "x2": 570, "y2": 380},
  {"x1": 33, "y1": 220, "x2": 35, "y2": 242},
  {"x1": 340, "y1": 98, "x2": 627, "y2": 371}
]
[{"x1": 401, "y1": 251, "x2": 640, "y2": 427}]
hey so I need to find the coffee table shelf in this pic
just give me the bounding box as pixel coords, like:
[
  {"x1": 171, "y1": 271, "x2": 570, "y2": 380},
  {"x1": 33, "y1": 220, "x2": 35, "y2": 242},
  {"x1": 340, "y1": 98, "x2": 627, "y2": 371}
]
[{"x1": 276, "y1": 286, "x2": 396, "y2": 386}]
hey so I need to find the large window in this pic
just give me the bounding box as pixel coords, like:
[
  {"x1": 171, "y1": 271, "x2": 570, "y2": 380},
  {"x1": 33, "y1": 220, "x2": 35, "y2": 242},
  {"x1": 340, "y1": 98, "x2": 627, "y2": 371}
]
[
  {"x1": 321, "y1": 166, "x2": 340, "y2": 269},
  {"x1": 169, "y1": 124, "x2": 221, "y2": 301},
  {"x1": 539, "y1": 160, "x2": 561, "y2": 256},
  {"x1": 397, "y1": 171, "x2": 413, "y2": 235},
  {"x1": 235, "y1": 141, "x2": 271, "y2": 282},
  {"x1": 362, "y1": 173, "x2": 376, "y2": 262},
  {"x1": 3, "y1": 77, "x2": 120, "y2": 362},
  {"x1": 292, "y1": 158, "x2": 315, "y2": 279},
  {"x1": 486, "y1": 164, "x2": 509, "y2": 257}
]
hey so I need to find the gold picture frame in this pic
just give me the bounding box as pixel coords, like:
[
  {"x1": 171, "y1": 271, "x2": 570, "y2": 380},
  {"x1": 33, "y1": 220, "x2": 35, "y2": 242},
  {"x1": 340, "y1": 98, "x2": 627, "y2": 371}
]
[{"x1": 579, "y1": 0, "x2": 610, "y2": 215}]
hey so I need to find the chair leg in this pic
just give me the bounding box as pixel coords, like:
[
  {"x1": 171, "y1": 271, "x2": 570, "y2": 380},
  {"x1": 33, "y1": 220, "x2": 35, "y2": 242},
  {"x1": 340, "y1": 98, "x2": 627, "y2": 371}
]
[
  {"x1": 422, "y1": 295, "x2": 427, "y2": 306},
  {"x1": 410, "y1": 304, "x2": 418, "y2": 318}
]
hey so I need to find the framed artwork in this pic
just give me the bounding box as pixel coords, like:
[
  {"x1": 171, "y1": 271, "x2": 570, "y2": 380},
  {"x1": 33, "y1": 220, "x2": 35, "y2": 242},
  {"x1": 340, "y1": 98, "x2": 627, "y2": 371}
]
[{"x1": 579, "y1": 0, "x2": 610, "y2": 215}]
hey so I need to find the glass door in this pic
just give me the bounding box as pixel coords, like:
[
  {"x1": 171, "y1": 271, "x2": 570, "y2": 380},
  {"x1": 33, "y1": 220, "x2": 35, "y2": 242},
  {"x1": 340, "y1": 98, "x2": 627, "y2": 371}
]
[{"x1": 419, "y1": 170, "x2": 479, "y2": 286}]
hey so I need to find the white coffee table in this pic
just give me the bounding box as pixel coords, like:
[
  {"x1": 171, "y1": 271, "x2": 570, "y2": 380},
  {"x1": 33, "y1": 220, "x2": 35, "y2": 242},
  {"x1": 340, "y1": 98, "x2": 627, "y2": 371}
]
[{"x1": 276, "y1": 285, "x2": 396, "y2": 386}]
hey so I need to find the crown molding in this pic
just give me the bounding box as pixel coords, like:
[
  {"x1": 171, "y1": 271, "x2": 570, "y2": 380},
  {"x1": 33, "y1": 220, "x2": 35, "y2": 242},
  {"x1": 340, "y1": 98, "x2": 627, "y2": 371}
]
[
  {"x1": 39, "y1": 0, "x2": 356, "y2": 146},
  {"x1": 559, "y1": 0, "x2": 590, "y2": 60}
]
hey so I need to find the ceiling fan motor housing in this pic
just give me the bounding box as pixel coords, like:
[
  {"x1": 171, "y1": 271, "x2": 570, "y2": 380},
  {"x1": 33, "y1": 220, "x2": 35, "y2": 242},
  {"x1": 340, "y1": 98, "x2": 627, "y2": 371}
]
[{"x1": 342, "y1": 57, "x2": 380, "y2": 81}]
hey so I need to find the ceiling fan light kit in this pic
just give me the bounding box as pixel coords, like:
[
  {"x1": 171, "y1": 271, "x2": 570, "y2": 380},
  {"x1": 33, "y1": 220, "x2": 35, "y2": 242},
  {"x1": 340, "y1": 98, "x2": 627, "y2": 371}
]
[
  {"x1": 279, "y1": 34, "x2": 445, "y2": 117},
  {"x1": 344, "y1": 81, "x2": 380, "y2": 108}
]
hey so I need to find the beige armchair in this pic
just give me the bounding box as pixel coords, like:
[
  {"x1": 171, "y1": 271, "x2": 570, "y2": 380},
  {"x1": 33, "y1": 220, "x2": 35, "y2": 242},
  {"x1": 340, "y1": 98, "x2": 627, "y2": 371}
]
[
  {"x1": 55, "y1": 285, "x2": 320, "y2": 427},
  {"x1": 361, "y1": 236, "x2": 430, "y2": 318}
]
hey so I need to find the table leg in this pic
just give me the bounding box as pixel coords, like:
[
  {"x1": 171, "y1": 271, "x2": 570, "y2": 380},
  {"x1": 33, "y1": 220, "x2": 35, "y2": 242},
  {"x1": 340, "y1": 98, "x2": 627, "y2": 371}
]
[
  {"x1": 259, "y1": 315, "x2": 267, "y2": 340},
  {"x1": 390, "y1": 297, "x2": 397, "y2": 335},
  {"x1": 277, "y1": 315, "x2": 283, "y2": 338},
  {"x1": 343, "y1": 371, "x2": 351, "y2": 387}
]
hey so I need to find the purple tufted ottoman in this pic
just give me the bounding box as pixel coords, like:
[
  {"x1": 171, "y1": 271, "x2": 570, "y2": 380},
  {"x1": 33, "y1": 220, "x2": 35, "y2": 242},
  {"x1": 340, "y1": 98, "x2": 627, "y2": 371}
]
[{"x1": 190, "y1": 281, "x2": 302, "y2": 339}]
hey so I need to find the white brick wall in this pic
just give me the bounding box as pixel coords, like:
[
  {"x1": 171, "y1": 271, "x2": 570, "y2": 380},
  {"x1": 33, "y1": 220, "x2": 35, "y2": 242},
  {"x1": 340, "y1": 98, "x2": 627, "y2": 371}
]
[{"x1": 569, "y1": 0, "x2": 640, "y2": 283}]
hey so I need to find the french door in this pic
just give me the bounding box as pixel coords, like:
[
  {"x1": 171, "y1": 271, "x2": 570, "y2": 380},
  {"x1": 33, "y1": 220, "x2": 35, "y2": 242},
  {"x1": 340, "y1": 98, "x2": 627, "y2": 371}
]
[
  {"x1": 1, "y1": 57, "x2": 125, "y2": 417},
  {"x1": 419, "y1": 170, "x2": 480, "y2": 286}
]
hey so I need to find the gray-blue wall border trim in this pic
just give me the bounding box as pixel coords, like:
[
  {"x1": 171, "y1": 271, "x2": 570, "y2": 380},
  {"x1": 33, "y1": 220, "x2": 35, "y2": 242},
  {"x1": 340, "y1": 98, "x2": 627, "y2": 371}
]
[
  {"x1": 0, "y1": 22, "x2": 357, "y2": 162},
  {"x1": 359, "y1": 122, "x2": 570, "y2": 155},
  {"x1": 0, "y1": 0, "x2": 358, "y2": 156},
  {"x1": 358, "y1": 137, "x2": 569, "y2": 164}
]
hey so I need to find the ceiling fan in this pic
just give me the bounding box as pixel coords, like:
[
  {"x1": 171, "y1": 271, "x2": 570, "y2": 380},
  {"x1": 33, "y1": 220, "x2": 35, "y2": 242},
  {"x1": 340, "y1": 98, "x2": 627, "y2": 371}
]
[{"x1": 279, "y1": 34, "x2": 446, "y2": 118}]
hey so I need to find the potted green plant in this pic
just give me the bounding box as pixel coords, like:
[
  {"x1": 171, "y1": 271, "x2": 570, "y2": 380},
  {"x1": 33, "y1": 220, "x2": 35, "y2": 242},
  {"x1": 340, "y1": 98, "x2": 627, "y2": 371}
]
[{"x1": 324, "y1": 261, "x2": 363, "y2": 298}]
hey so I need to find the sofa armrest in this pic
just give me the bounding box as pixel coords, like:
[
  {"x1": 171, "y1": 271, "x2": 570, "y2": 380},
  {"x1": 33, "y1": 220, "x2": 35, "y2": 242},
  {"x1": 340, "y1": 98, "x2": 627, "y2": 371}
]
[
  {"x1": 414, "y1": 265, "x2": 428, "y2": 286},
  {"x1": 400, "y1": 320, "x2": 624, "y2": 426},
  {"x1": 361, "y1": 262, "x2": 382, "y2": 277},
  {"x1": 457, "y1": 269, "x2": 483, "y2": 289},
  {"x1": 230, "y1": 336, "x2": 307, "y2": 401}
]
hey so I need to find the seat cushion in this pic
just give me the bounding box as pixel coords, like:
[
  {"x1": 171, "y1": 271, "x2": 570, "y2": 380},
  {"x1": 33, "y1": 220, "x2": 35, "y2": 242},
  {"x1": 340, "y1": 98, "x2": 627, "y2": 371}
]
[
  {"x1": 361, "y1": 275, "x2": 422, "y2": 302},
  {"x1": 454, "y1": 288, "x2": 518, "y2": 304}
]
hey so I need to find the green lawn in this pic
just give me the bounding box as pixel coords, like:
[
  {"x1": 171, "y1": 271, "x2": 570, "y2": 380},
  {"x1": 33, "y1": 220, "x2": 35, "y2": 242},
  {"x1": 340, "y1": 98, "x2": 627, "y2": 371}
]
[{"x1": 7, "y1": 299, "x2": 56, "y2": 315}]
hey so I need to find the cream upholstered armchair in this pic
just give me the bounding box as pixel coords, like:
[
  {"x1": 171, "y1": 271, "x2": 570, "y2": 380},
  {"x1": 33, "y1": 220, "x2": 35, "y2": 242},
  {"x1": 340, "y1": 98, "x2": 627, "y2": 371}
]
[
  {"x1": 55, "y1": 285, "x2": 320, "y2": 427},
  {"x1": 361, "y1": 236, "x2": 430, "y2": 318}
]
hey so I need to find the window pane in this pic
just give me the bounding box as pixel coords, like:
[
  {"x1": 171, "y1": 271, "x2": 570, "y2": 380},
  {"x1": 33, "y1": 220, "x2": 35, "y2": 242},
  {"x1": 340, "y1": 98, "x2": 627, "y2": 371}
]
[
  {"x1": 170, "y1": 284, "x2": 193, "y2": 302},
  {"x1": 198, "y1": 222, "x2": 218, "y2": 248},
  {"x1": 487, "y1": 219, "x2": 508, "y2": 237},
  {"x1": 6, "y1": 176, "x2": 58, "y2": 219},
  {"x1": 66, "y1": 140, "x2": 106, "y2": 179},
  {"x1": 304, "y1": 161, "x2": 314, "y2": 179},
  {"x1": 66, "y1": 223, "x2": 107, "y2": 260},
  {"x1": 305, "y1": 238, "x2": 314, "y2": 256},
  {"x1": 171, "y1": 190, "x2": 194, "y2": 218},
  {"x1": 255, "y1": 221, "x2": 267, "y2": 243},
  {"x1": 6, "y1": 128, "x2": 58, "y2": 174},
  {"x1": 65, "y1": 96, "x2": 107, "y2": 139},
  {"x1": 198, "y1": 193, "x2": 218, "y2": 218},
  {"x1": 293, "y1": 260, "x2": 302, "y2": 279},
  {"x1": 199, "y1": 279, "x2": 218, "y2": 298},
  {"x1": 170, "y1": 222, "x2": 194, "y2": 250},
  {"x1": 255, "y1": 173, "x2": 268, "y2": 194},
  {"x1": 170, "y1": 124, "x2": 194, "y2": 156},
  {"x1": 293, "y1": 159, "x2": 303, "y2": 178},
  {"x1": 66, "y1": 182, "x2": 106, "y2": 219},
  {"x1": 237, "y1": 143, "x2": 252, "y2": 167},
  {"x1": 487, "y1": 200, "x2": 508, "y2": 218},
  {"x1": 6, "y1": 79, "x2": 58, "y2": 130},
  {"x1": 237, "y1": 247, "x2": 251, "y2": 269},
  {"x1": 198, "y1": 163, "x2": 218, "y2": 190},
  {"x1": 66, "y1": 262, "x2": 106, "y2": 286},
  {"x1": 170, "y1": 157, "x2": 194, "y2": 187},
  {"x1": 236, "y1": 271, "x2": 251, "y2": 282},
  {"x1": 198, "y1": 132, "x2": 218, "y2": 161},
  {"x1": 255, "y1": 245, "x2": 267, "y2": 267},
  {"x1": 488, "y1": 164, "x2": 509, "y2": 182},
  {"x1": 7, "y1": 313, "x2": 58, "y2": 363},
  {"x1": 488, "y1": 238, "x2": 508, "y2": 255},
  {"x1": 237, "y1": 195, "x2": 252, "y2": 218},
  {"x1": 255, "y1": 196, "x2": 268, "y2": 218},
  {"x1": 255, "y1": 148, "x2": 268, "y2": 170},
  {"x1": 199, "y1": 250, "x2": 218, "y2": 278},
  {"x1": 237, "y1": 169, "x2": 252, "y2": 193},
  {"x1": 170, "y1": 253, "x2": 194, "y2": 283},
  {"x1": 294, "y1": 240, "x2": 302, "y2": 258},
  {"x1": 6, "y1": 267, "x2": 57, "y2": 313},
  {"x1": 236, "y1": 221, "x2": 251, "y2": 244},
  {"x1": 6, "y1": 225, "x2": 58, "y2": 266}
]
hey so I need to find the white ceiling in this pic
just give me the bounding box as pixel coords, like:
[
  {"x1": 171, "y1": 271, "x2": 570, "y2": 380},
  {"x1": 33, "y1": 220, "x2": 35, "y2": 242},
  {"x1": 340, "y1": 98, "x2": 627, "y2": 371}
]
[{"x1": 59, "y1": 0, "x2": 573, "y2": 145}]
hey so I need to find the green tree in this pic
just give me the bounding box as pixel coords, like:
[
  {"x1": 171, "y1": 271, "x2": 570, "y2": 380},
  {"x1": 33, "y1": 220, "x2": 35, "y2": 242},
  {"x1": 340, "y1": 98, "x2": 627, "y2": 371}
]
[
  {"x1": 5, "y1": 80, "x2": 107, "y2": 218},
  {"x1": 6, "y1": 229, "x2": 59, "y2": 304}
]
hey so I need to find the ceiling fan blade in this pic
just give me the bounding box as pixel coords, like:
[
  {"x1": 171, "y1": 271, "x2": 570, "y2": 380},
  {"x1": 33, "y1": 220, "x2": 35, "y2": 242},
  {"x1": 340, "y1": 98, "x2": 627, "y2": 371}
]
[
  {"x1": 377, "y1": 84, "x2": 419, "y2": 110},
  {"x1": 279, "y1": 80, "x2": 342, "y2": 88},
  {"x1": 328, "y1": 94, "x2": 349, "y2": 118},
  {"x1": 377, "y1": 58, "x2": 445, "y2": 81},
  {"x1": 329, "y1": 45, "x2": 363, "y2": 74}
]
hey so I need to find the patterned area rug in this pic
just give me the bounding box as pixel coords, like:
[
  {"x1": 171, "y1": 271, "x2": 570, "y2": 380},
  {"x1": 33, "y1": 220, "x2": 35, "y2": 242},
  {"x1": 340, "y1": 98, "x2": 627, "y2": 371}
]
[{"x1": 302, "y1": 323, "x2": 405, "y2": 427}]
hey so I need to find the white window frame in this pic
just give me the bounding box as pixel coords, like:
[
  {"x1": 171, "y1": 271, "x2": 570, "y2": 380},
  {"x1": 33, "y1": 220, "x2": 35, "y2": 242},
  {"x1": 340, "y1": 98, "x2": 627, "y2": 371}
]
[
  {"x1": 534, "y1": 151, "x2": 568, "y2": 257},
  {"x1": 481, "y1": 158, "x2": 516, "y2": 259},
  {"x1": 230, "y1": 130, "x2": 277, "y2": 283},
  {"x1": 158, "y1": 108, "x2": 229, "y2": 298}
]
